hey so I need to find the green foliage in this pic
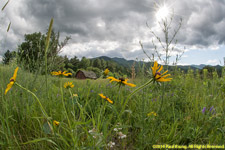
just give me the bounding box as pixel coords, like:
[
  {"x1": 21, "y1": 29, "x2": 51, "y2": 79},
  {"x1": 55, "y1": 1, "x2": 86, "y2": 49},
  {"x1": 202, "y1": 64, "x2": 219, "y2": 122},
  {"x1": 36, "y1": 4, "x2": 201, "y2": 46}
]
[
  {"x1": 79, "y1": 57, "x2": 90, "y2": 69},
  {"x1": 0, "y1": 65, "x2": 224, "y2": 149},
  {"x1": 68, "y1": 56, "x2": 80, "y2": 72},
  {"x1": 2, "y1": 50, "x2": 16, "y2": 65},
  {"x1": 17, "y1": 31, "x2": 70, "y2": 73},
  {"x1": 92, "y1": 58, "x2": 102, "y2": 69},
  {"x1": 101, "y1": 59, "x2": 107, "y2": 69}
]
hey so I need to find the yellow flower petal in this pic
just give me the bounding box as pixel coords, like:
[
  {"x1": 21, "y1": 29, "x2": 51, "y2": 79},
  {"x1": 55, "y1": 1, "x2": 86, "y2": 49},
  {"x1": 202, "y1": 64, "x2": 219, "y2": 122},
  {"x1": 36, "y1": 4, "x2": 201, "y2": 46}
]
[
  {"x1": 157, "y1": 78, "x2": 172, "y2": 82},
  {"x1": 5, "y1": 67, "x2": 18, "y2": 95},
  {"x1": 161, "y1": 70, "x2": 168, "y2": 76},
  {"x1": 147, "y1": 112, "x2": 157, "y2": 117},
  {"x1": 73, "y1": 94, "x2": 78, "y2": 97},
  {"x1": 5, "y1": 82, "x2": 14, "y2": 95},
  {"x1": 104, "y1": 68, "x2": 109, "y2": 75},
  {"x1": 11, "y1": 67, "x2": 18, "y2": 81},
  {"x1": 157, "y1": 65, "x2": 163, "y2": 73},
  {"x1": 99, "y1": 93, "x2": 113, "y2": 104},
  {"x1": 106, "y1": 97, "x2": 113, "y2": 104},
  {"x1": 51, "y1": 71, "x2": 72, "y2": 77},
  {"x1": 151, "y1": 61, "x2": 172, "y2": 82},
  {"x1": 161, "y1": 74, "x2": 171, "y2": 78},
  {"x1": 107, "y1": 77, "x2": 114, "y2": 80},
  {"x1": 123, "y1": 81, "x2": 136, "y2": 87},
  {"x1": 107, "y1": 76, "x2": 135, "y2": 87},
  {"x1": 53, "y1": 120, "x2": 60, "y2": 126},
  {"x1": 64, "y1": 82, "x2": 74, "y2": 89}
]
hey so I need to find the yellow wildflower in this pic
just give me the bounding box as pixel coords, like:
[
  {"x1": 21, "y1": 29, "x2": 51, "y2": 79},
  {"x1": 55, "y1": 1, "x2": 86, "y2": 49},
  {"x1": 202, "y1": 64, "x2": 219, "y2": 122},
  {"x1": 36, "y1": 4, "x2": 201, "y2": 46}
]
[
  {"x1": 107, "y1": 77, "x2": 136, "y2": 87},
  {"x1": 53, "y1": 120, "x2": 60, "y2": 126},
  {"x1": 64, "y1": 82, "x2": 74, "y2": 89},
  {"x1": 151, "y1": 61, "x2": 172, "y2": 82},
  {"x1": 104, "y1": 68, "x2": 109, "y2": 76},
  {"x1": 147, "y1": 112, "x2": 157, "y2": 117},
  {"x1": 73, "y1": 94, "x2": 78, "y2": 97},
  {"x1": 99, "y1": 93, "x2": 113, "y2": 104},
  {"x1": 5, "y1": 67, "x2": 19, "y2": 95},
  {"x1": 51, "y1": 70, "x2": 72, "y2": 77}
]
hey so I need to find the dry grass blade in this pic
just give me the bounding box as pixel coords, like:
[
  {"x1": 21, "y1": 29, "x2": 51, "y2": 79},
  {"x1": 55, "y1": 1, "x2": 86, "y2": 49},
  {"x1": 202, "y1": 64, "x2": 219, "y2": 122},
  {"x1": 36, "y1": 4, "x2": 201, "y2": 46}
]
[
  {"x1": 44, "y1": 18, "x2": 54, "y2": 96},
  {"x1": 45, "y1": 18, "x2": 54, "y2": 54},
  {"x1": 7, "y1": 22, "x2": 11, "y2": 32},
  {"x1": 2, "y1": 0, "x2": 10, "y2": 11}
]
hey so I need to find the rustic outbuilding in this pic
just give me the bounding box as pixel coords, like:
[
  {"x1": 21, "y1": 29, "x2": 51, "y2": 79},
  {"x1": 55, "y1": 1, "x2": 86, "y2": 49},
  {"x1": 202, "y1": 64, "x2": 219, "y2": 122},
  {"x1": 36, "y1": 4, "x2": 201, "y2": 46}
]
[{"x1": 75, "y1": 70, "x2": 97, "y2": 79}]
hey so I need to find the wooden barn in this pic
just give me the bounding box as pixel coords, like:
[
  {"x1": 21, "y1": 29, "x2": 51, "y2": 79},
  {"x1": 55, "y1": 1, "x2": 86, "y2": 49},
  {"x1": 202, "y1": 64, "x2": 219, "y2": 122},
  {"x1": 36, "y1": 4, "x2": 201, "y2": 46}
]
[{"x1": 75, "y1": 70, "x2": 97, "y2": 79}]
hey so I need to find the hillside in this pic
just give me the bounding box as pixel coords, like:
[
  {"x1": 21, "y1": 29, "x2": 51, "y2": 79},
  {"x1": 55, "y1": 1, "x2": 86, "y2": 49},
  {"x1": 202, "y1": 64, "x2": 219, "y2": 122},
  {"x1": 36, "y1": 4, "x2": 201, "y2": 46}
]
[{"x1": 96, "y1": 56, "x2": 223, "y2": 72}]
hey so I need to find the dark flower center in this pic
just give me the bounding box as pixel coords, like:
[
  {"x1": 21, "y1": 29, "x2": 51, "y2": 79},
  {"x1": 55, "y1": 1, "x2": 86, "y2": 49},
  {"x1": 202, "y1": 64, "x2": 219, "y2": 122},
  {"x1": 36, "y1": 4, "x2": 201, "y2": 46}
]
[
  {"x1": 119, "y1": 78, "x2": 125, "y2": 82},
  {"x1": 154, "y1": 72, "x2": 161, "y2": 79},
  {"x1": 10, "y1": 79, "x2": 15, "y2": 82},
  {"x1": 155, "y1": 72, "x2": 161, "y2": 76}
]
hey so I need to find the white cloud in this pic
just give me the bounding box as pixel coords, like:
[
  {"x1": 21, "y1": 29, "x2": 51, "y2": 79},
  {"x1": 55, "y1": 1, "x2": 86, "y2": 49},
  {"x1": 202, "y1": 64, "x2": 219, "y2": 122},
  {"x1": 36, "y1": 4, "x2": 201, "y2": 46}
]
[
  {"x1": 182, "y1": 55, "x2": 188, "y2": 58},
  {"x1": 177, "y1": 62, "x2": 190, "y2": 66},
  {"x1": 206, "y1": 59, "x2": 219, "y2": 65},
  {"x1": 1, "y1": 0, "x2": 225, "y2": 65},
  {"x1": 60, "y1": 40, "x2": 121, "y2": 58}
]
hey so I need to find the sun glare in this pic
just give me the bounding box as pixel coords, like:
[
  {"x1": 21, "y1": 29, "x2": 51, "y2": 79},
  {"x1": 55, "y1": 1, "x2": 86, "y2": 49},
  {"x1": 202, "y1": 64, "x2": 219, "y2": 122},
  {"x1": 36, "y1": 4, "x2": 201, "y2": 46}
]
[{"x1": 155, "y1": 5, "x2": 170, "y2": 21}]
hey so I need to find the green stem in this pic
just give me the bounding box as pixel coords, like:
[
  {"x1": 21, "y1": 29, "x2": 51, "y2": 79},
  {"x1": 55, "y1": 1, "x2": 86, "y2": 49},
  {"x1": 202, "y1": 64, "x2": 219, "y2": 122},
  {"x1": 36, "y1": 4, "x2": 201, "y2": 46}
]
[
  {"x1": 69, "y1": 89, "x2": 76, "y2": 121},
  {"x1": 108, "y1": 79, "x2": 154, "y2": 141},
  {"x1": 60, "y1": 80, "x2": 72, "y2": 129},
  {"x1": 44, "y1": 18, "x2": 53, "y2": 97},
  {"x1": 121, "y1": 79, "x2": 153, "y2": 116},
  {"x1": 158, "y1": 83, "x2": 165, "y2": 116},
  {"x1": 15, "y1": 82, "x2": 49, "y2": 119},
  {"x1": 141, "y1": 87, "x2": 146, "y2": 148}
]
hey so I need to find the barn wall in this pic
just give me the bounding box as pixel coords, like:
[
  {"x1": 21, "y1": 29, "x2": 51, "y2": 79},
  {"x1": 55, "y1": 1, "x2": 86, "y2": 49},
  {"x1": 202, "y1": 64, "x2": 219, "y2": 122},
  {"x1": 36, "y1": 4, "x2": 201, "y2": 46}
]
[{"x1": 75, "y1": 71, "x2": 86, "y2": 79}]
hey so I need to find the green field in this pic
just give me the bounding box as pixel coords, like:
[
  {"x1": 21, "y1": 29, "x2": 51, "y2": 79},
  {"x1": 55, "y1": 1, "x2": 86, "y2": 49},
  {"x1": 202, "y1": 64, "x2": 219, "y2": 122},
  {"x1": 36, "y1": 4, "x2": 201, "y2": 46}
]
[{"x1": 0, "y1": 64, "x2": 224, "y2": 150}]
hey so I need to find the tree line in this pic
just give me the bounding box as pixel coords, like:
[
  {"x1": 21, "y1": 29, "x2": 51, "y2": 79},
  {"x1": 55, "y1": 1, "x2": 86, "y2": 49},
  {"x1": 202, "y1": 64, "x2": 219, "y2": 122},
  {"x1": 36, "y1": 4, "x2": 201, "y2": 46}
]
[
  {"x1": 2, "y1": 30, "x2": 130, "y2": 78},
  {"x1": 2, "y1": 30, "x2": 224, "y2": 78}
]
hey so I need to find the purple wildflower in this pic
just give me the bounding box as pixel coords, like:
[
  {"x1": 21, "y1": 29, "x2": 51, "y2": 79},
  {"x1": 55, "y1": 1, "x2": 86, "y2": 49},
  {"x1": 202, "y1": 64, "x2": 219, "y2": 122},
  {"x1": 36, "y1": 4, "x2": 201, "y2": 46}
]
[
  {"x1": 209, "y1": 106, "x2": 216, "y2": 115},
  {"x1": 211, "y1": 110, "x2": 216, "y2": 115},
  {"x1": 151, "y1": 98, "x2": 157, "y2": 102},
  {"x1": 209, "y1": 106, "x2": 214, "y2": 112},
  {"x1": 202, "y1": 107, "x2": 206, "y2": 114}
]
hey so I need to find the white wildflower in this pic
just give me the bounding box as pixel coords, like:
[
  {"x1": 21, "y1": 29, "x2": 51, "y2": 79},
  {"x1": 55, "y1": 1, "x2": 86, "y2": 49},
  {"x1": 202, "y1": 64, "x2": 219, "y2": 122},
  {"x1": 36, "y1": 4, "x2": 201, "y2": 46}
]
[
  {"x1": 88, "y1": 128, "x2": 96, "y2": 133},
  {"x1": 114, "y1": 128, "x2": 118, "y2": 132},
  {"x1": 118, "y1": 132, "x2": 127, "y2": 139},
  {"x1": 108, "y1": 141, "x2": 115, "y2": 148}
]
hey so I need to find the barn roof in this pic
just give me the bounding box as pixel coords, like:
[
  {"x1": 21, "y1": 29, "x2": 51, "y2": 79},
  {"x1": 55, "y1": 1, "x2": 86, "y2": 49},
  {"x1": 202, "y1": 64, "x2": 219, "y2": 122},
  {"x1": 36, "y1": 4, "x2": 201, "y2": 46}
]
[{"x1": 76, "y1": 70, "x2": 97, "y2": 79}]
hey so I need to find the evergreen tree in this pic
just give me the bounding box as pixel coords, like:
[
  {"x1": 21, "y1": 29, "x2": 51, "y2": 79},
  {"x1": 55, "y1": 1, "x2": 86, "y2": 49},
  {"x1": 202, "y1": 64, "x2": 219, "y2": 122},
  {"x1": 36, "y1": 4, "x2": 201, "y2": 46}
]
[
  {"x1": 101, "y1": 59, "x2": 107, "y2": 69},
  {"x1": 93, "y1": 58, "x2": 102, "y2": 68},
  {"x1": 70, "y1": 56, "x2": 80, "y2": 71},
  {"x1": 79, "y1": 57, "x2": 90, "y2": 69},
  {"x1": 2, "y1": 50, "x2": 16, "y2": 65}
]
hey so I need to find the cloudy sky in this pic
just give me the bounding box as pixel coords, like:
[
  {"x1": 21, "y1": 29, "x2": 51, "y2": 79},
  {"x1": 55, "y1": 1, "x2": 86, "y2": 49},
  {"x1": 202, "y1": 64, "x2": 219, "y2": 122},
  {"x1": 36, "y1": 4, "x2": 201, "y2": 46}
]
[{"x1": 0, "y1": 0, "x2": 225, "y2": 65}]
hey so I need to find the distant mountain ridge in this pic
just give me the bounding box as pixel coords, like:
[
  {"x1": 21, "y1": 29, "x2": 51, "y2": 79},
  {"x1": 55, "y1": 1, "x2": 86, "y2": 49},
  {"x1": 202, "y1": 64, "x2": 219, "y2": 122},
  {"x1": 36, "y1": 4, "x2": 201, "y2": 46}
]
[{"x1": 95, "y1": 56, "x2": 223, "y2": 70}]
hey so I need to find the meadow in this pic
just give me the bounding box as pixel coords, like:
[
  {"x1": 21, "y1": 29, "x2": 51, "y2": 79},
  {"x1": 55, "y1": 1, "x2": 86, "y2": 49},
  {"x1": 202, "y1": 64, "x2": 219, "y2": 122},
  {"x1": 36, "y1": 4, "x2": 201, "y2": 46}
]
[{"x1": 0, "y1": 63, "x2": 224, "y2": 150}]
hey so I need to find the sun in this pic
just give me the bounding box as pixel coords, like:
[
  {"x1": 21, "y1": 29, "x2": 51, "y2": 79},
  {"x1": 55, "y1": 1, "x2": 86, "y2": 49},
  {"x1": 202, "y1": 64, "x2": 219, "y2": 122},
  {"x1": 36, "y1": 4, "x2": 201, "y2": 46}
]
[{"x1": 155, "y1": 5, "x2": 170, "y2": 21}]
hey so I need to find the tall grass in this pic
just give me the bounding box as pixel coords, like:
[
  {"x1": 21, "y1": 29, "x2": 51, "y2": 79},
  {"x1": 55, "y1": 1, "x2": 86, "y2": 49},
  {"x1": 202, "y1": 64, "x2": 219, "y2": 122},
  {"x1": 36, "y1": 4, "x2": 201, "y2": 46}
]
[{"x1": 0, "y1": 64, "x2": 224, "y2": 149}]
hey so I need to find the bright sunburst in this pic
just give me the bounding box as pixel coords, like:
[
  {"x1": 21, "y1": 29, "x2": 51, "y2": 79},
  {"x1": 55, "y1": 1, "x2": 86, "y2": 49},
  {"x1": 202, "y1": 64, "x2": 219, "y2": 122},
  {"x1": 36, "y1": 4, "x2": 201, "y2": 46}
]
[{"x1": 155, "y1": 4, "x2": 170, "y2": 21}]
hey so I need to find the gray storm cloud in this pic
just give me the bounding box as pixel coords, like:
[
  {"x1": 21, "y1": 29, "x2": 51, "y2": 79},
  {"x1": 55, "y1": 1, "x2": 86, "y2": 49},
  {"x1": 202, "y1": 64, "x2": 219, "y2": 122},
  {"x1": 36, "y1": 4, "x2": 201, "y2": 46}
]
[{"x1": 1, "y1": 0, "x2": 225, "y2": 60}]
